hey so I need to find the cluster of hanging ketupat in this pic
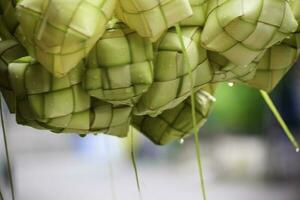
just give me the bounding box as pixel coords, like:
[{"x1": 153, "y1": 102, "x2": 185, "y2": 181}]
[
  {"x1": 0, "y1": 0, "x2": 300, "y2": 147},
  {"x1": 2, "y1": 1, "x2": 300, "y2": 200}
]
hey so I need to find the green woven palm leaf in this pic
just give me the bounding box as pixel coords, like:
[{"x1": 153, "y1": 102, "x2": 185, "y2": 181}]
[
  {"x1": 115, "y1": 0, "x2": 193, "y2": 41},
  {"x1": 208, "y1": 51, "x2": 259, "y2": 83},
  {"x1": 132, "y1": 84, "x2": 215, "y2": 145},
  {"x1": 0, "y1": 0, "x2": 18, "y2": 38},
  {"x1": 16, "y1": 98, "x2": 132, "y2": 137},
  {"x1": 202, "y1": 0, "x2": 298, "y2": 67},
  {"x1": 16, "y1": 0, "x2": 116, "y2": 77},
  {"x1": 180, "y1": 0, "x2": 208, "y2": 27},
  {"x1": 247, "y1": 1, "x2": 300, "y2": 92},
  {"x1": 0, "y1": 39, "x2": 27, "y2": 113},
  {"x1": 247, "y1": 34, "x2": 300, "y2": 92},
  {"x1": 134, "y1": 27, "x2": 213, "y2": 117},
  {"x1": 9, "y1": 56, "x2": 90, "y2": 120},
  {"x1": 8, "y1": 56, "x2": 132, "y2": 136},
  {"x1": 290, "y1": 0, "x2": 300, "y2": 31},
  {"x1": 83, "y1": 23, "x2": 154, "y2": 106}
]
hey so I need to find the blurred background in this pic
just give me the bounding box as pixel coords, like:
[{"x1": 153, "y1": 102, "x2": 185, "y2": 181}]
[{"x1": 1, "y1": 62, "x2": 300, "y2": 200}]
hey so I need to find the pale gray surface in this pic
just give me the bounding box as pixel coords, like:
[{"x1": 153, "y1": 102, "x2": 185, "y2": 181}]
[
  {"x1": 0, "y1": 105, "x2": 299, "y2": 200},
  {"x1": 12, "y1": 152, "x2": 300, "y2": 200}
]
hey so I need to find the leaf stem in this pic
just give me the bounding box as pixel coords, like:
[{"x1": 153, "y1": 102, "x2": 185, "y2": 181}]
[
  {"x1": 130, "y1": 127, "x2": 143, "y2": 200},
  {"x1": 175, "y1": 24, "x2": 207, "y2": 200},
  {"x1": 0, "y1": 188, "x2": 3, "y2": 200},
  {"x1": 260, "y1": 90, "x2": 300, "y2": 152},
  {"x1": 0, "y1": 97, "x2": 15, "y2": 200}
]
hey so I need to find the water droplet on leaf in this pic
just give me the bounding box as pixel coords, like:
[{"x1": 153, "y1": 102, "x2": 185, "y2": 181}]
[{"x1": 179, "y1": 139, "x2": 185, "y2": 144}]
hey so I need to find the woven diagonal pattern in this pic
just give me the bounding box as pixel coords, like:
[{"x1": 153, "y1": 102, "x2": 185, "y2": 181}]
[
  {"x1": 0, "y1": 39, "x2": 27, "y2": 113},
  {"x1": 116, "y1": 0, "x2": 193, "y2": 40},
  {"x1": 247, "y1": 34, "x2": 300, "y2": 92},
  {"x1": 8, "y1": 56, "x2": 132, "y2": 136},
  {"x1": 84, "y1": 23, "x2": 154, "y2": 106},
  {"x1": 134, "y1": 27, "x2": 213, "y2": 117},
  {"x1": 16, "y1": 0, "x2": 116, "y2": 77},
  {"x1": 208, "y1": 51, "x2": 258, "y2": 83},
  {"x1": 202, "y1": 0, "x2": 298, "y2": 67},
  {"x1": 290, "y1": 0, "x2": 300, "y2": 31},
  {"x1": 132, "y1": 84, "x2": 215, "y2": 145},
  {"x1": 180, "y1": 0, "x2": 208, "y2": 26},
  {"x1": 0, "y1": 0, "x2": 18, "y2": 36},
  {"x1": 9, "y1": 56, "x2": 90, "y2": 120},
  {"x1": 17, "y1": 98, "x2": 132, "y2": 137}
]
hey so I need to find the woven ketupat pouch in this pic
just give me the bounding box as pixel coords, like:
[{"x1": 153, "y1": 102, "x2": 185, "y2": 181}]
[
  {"x1": 135, "y1": 27, "x2": 213, "y2": 117},
  {"x1": 116, "y1": 0, "x2": 193, "y2": 41},
  {"x1": 247, "y1": 34, "x2": 300, "y2": 92},
  {"x1": 84, "y1": 23, "x2": 154, "y2": 106},
  {"x1": 133, "y1": 84, "x2": 215, "y2": 145},
  {"x1": 16, "y1": 0, "x2": 116, "y2": 77},
  {"x1": 202, "y1": 0, "x2": 298, "y2": 67}
]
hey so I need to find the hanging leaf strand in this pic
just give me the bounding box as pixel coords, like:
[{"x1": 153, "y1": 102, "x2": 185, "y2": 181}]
[
  {"x1": 175, "y1": 24, "x2": 207, "y2": 200},
  {"x1": 0, "y1": 188, "x2": 4, "y2": 200},
  {"x1": 0, "y1": 97, "x2": 15, "y2": 200},
  {"x1": 260, "y1": 90, "x2": 300, "y2": 152},
  {"x1": 130, "y1": 127, "x2": 143, "y2": 200}
]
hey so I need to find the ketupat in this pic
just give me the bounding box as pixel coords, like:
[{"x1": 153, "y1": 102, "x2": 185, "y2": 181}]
[
  {"x1": 246, "y1": 0, "x2": 300, "y2": 92},
  {"x1": 132, "y1": 84, "x2": 215, "y2": 145},
  {"x1": 9, "y1": 56, "x2": 90, "y2": 120},
  {"x1": 202, "y1": 0, "x2": 298, "y2": 67},
  {"x1": 135, "y1": 27, "x2": 212, "y2": 117},
  {"x1": 0, "y1": 0, "x2": 298, "y2": 144},
  {"x1": 17, "y1": 98, "x2": 132, "y2": 137},
  {"x1": 8, "y1": 56, "x2": 132, "y2": 136},
  {"x1": 16, "y1": 0, "x2": 116, "y2": 77},
  {"x1": 208, "y1": 0, "x2": 300, "y2": 91},
  {"x1": 247, "y1": 33, "x2": 300, "y2": 92},
  {"x1": 0, "y1": 39, "x2": 27, "y2": 113},
  {"x1": 83, "y1": 23, "x2": 154, "y2": 106},
  {"x1": 180, "y1": 0, "x2": 208, "y2": 27},
  {"x1": 115, "y1": 0, "x2": 193, "y2": 41}
]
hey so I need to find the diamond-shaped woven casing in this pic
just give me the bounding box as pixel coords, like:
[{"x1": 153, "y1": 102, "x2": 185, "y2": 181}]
[
  {"x1": 247, "y1": 34, "x2": 300, "y2": 92},
  {"x1": 8, "y1": 56, "x2": 132, "y2": 136},
  {"x1": 16, "y1": 0, "x2": 116, "y2": 77},
  {"x1": 208, "y1": 51, "x2": 259, "y2": 83},
  {"x1": 0, "y1": 39, "x2": 27, "y2": 113},
  {"x1": 202, "y1": 0, "x2": 298, "y2": 67},
  {"x1": 83, "y1": 23, "x2": 154, "y2": 106},
  {"x1": 132, "y1": 84, "x2": 215, "y2": 145},
  {"x1": 180, "y1": 0, "x2": 208, "y2": 26},
  {"x1": 16, "y1": 98, "x2": 132, "y2": 137},
  {"x1": 9, "y1": 56, "x2": 90, "y2": 120},
  {"x1": 116, "y1": 0, "x2": 193, "y2": 41},
  {"x1": 0, "y1": 0, "x2": 18, "y2": 37},
  {"x1": 134, "y1": 27, "x2": 213, "y2": 117}
]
